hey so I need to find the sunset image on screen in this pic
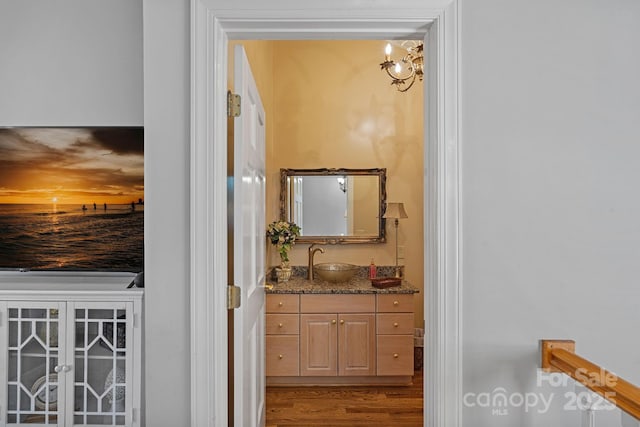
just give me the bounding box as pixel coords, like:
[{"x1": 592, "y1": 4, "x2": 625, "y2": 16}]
[
  {"x1": 0, "y1": 127, "x2": 144, "y2": 271},
  {"x1": 0, "y1": 128, "x2": 143, "y2": 205}
]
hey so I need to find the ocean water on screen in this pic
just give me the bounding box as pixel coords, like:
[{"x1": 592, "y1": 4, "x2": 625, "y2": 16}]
[{"x1": 0, "y1": 204, "x2": 143, "y2": 271}]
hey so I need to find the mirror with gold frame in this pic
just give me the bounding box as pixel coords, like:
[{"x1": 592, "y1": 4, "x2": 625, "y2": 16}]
[{"x1": 279, "y1": 168, "x2": 387, "y2": 244}]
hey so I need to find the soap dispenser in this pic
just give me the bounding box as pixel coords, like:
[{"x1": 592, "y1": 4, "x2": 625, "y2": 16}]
[{"x1": 369, "y1": 258, "x2": 377, "y2": 279}]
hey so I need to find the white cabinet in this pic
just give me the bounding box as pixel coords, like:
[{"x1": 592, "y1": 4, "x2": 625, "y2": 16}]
[{"x1": 0, "y1": 276, "x2": 142, "y2": 427}]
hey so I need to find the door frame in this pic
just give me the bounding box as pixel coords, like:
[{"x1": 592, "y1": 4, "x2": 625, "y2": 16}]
[{"x1": 190, "y1": 1, "x2": 461, "y2": 426}]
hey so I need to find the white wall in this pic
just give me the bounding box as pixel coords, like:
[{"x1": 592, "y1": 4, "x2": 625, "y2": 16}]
[
  {"x1": 302, "y1": 177, "x2": 347, "y2": 236},
  {"x1": 0, "y1": 0, "x2": 142, "y2": 125},
  {"x1": 5, "y1": 0, "x2": 640, "y2": 425},
  {"x1": 142, "y1": 0, "x2": 191, "y2": 426},
  {"x1": 0, "y1": 1, "x2": 192, "y2": 426},
  {"x1": 462, "y1": 0, "x2": 640, "y2": 425}
]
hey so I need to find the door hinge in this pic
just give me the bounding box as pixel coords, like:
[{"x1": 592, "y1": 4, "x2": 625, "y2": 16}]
[
  {"x1": 227, "y1": 91, "x2": 241, "y2": 117},
  {"x1": 227, "y1": 285, "x2": 241, "y2": 310}
]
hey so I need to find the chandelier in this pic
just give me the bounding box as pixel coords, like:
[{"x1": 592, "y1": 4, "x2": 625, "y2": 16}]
[{"x1": 379, "y1": 41, "x2": 424, "y2": 92}]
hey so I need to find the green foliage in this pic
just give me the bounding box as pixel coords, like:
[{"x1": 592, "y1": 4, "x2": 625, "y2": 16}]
[{"x1": 266, "y1": 220, "x2": 301, "y2": 263}]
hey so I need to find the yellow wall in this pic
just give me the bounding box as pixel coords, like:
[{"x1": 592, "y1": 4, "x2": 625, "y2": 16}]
[
  {"x1": 234, "y1": 40, "x2": 424, "y2": 326},
  {"x1": 228, "y1": 40, "x2": 275, "y2": 169},
  {"x1": 352, "y1": 175, "x2": 378, "y2": 235}
]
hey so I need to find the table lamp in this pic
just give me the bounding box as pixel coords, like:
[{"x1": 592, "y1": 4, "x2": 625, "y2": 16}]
[{"x1": 383, "y1": 202, "x2": 408, "y2": 278}]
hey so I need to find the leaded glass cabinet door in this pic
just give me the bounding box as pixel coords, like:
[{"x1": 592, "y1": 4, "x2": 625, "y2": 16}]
[
  {"x1": 3, "y1": 301, "x2": 67, "y2": 426},
  {"x1": 68, "y1": 302, "x2": 133, "y2": 427}
]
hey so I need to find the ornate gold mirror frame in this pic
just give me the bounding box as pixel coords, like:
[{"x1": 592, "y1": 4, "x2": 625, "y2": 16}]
[{"x1": 279, "y1": 168, "x2": 387, "y2": 244}]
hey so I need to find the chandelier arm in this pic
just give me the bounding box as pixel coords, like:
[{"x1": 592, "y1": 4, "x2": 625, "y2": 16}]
[
  {"x1": 396, "y1": 74, "x2": 417, "y2": 92},
  {"x1": 383, "y1": 63, "x2": 416, "y2": 81},
  {"x1": 379, "y1": 41, "x2": 424, "y2": 92}
]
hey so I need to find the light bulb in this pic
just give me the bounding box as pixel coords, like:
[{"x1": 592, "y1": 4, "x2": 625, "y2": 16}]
[
  {"x1": 384, "y1": 43, "x2": 392, "y2": 61},
  {"x1": 395, "y1": 63, "x2": 402, "y2": 73}
]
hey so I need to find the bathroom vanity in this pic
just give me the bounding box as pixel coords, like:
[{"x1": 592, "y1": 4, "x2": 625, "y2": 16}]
[{"x1": 265, "y1": 274, "x2": 418, "y2": 386}]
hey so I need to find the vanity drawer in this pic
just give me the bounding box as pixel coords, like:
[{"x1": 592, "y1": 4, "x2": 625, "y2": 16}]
[
  {"x1": 266, "y1": 335, "x2": 299, "y2": 377},
  {"x1": 377, "y1": 335, "x2": 414, "y2": 376},
  {"x1": 376, "y1": 313, "x2": 414, "y2": 335},
  {"x1": 266, "y1": 294, "x2": 300, "y2": 313},
  {"x1": 376, "y1": 294, "x2": 414, "y2": 313},
  {"x1": 266, "y1": 314, "x2": 299, "y2": 335},
  {"x1": 300, "y1": 294, "x2": 375, "y2": 313}
]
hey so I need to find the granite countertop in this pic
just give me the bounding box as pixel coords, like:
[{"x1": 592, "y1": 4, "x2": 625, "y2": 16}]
[{"x1": 265, "y1": 266, "x2": 419, "y2": 294}]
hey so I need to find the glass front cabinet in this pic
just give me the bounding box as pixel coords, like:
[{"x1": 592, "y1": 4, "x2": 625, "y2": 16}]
[{"x1": 0, "y1": 283, "x2": 142, "y2": 427}]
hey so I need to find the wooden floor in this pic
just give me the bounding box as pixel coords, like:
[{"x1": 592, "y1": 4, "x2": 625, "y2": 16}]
[{"x1": 265, "y1": 370, "x2": 423, "y2": 427}]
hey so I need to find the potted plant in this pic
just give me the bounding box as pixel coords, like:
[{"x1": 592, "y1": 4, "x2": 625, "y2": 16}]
[{"x1": 266, "y1": 220, "x2": 301, "y2": 282}]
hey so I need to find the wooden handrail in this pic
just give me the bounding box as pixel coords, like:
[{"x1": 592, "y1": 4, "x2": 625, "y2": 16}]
[{"x1": 541, "y1": 340, "x2": 640, "y2": 420}]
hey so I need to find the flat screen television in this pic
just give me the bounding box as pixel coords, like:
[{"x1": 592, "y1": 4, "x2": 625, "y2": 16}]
[{"x1": 0, "y1": 127, "x2": 144, "y2": 272}]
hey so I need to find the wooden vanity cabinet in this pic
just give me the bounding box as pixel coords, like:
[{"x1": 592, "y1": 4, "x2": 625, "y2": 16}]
[
  {"x1": 376, "y1": 294, "x2": 415, "y2": 376},
  {"x1": 299, "y1": 295, "x2": 376, "y2": 377},
  {"x1": 266, "y1": 292, "x2": 415, "y2": 385},
  {"x1": 265, "y1": 295, "x2": 300, "y2": 377},
  {"x1": 299, "y1": 312, "x2": 376, "y2": 377}
]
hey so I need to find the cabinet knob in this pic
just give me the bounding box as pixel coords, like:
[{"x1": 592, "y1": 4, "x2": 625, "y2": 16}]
[
  {"x1": 331, "y1": 319, "x2": 336, "y2": 324},
  {"x1": 278, "y1": 354, "x2": 283, "y2": 359},
  {"x1": 393, "y1": 353, "x2": 399, "y2": 359},
  {"x1": 393, "y1": 301, "x2": 399, "y2": 306},
  {"x1": 278, "y1": 302, "x2": 283, "y2": 307},
  {"x1": 54, "y1": 365, "x2": 63, "y2": 373},
  {"x1": 393, "y1": 322, "x2": 399, "y2": 327},
  {"x1": 340, "y1": 319, "x2": 344, "y2": 325},
  {"x1": 278, "y1": 323, "x2": 283, "y2": 328}
]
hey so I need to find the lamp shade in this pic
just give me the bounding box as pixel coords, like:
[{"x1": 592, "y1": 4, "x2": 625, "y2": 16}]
[{"x1": 383, "y1": 202, "x2": 408, "y2": 219}]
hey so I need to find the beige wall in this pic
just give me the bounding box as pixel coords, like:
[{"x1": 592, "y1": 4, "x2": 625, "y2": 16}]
[
  {"x1": 228, "y1": 40, "x2": 275, "y2": 168},
  {"x1": 235, "y1": 40, "x2": 424, "y2": 326},
  {"x1": 352, "y1": 175, "x2": 378, "y2": 235}
]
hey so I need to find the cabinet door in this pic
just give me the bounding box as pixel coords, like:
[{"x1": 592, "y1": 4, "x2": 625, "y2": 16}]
[
  {"x1": 68, "y1": 302, "x2": 133, "y2": 426},
  {"x1": 300, "y1": 314, "x2": 337, "y2": 376},
  {"x1": 338, "y1": 314, "x2": 376, "y2": 376},
  {"x1": 2, "y1": 301, "x2": 67, "y2": 426},
  {"x1": 265, "y1": 336, "x2": 299, "y2": 376},
  {"x1": 377, "y1": 335, "x2": 414, "y2": 376}
]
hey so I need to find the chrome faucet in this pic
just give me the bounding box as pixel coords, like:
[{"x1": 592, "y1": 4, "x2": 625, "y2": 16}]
[{"x1": 307, "y1": 244, "x2": 325, "y2": 280}]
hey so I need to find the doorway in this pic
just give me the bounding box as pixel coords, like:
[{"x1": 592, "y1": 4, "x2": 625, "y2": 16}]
[
  {"x1": 233, "y1": 39, "x2": 425, "y2": 301},
  {"x1": 231, "y1": 38, "x2": 424, "y2": 424},
  {"x1": 190, "y1": 4, "x2": 461, "y2": 427}
]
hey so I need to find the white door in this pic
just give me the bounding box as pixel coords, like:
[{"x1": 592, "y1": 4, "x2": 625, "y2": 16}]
[{"x1": 233, "y1": 45, "x2": 267, "y2": 427}]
